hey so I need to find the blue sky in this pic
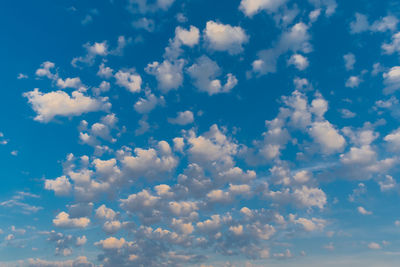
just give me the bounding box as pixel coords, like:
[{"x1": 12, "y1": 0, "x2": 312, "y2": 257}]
[{"x1": 1, "y1": 0, "x2": 400, "y2": 266}]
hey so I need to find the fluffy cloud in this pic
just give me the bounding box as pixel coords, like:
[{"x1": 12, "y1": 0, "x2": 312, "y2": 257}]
[
  {"x1": 345, "y1": 75, "x2": 362, "y2": 88},
  {"x1": 383, "y1": 66, "x2": 400, "y2": 94},
  {"x1": 53, "y1": 212, "x2": 90, "y2": 228},
  {"x1": 168, "y1": 111, "x2": 194, "y2": 125},
  {"x1": 252, "y1": 22, "x2": 311, "y2": 75},
  {"x1": 45, "y1": 176, "x2": 72, "y2": 196},
  {"x1": 239, "y1": 0, "x2": 287, "y2": 16},
  {"x1": 134, "y1": 90, "x2": 164, "y2": 114},
  {"x1": 187, "y1": 56, "x2": 238, "y2": 95},
  {"x1": 204, "y1": 21, "x2": 249, "y2": 55},
  {"x1": 344, "y1": 53, "x2": 356, "y2": 70},
  {"x1": 288, "y1": 54, "x2": 309, "y2": 70},
  {"x1": 145, "y1": 60, "x2": 185, "y2": 93},
  {"x1": 308, "y1": 121, "x2": 346, "y2": 154},
  {"x1": 175, "y1": 26, "x2": 200, "y2": 47},
  {"x1": 115, "y1": 69, "x2": 142, "y2": 93},
  {"x1": 24, "y1": 89, "x2": 110, "y2": 122}
]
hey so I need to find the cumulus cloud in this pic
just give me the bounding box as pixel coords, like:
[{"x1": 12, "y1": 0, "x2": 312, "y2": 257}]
[
  {"x1": 358, "y1": 206, "x2": 372, "y2": 215},
  {"x1": 187, "y1": 56, "x2": 238, "y2": 95},
  {"x1": 344, "y1": 53, "x2": 356, "y2": 70},
  {"x1": 115, "y1": 69, "x2": 142, "y2": 93},
  {"x1": 351, "y1": 14, "x2": 398, "y2": 34},
  {"x1": 168, "y1": 111, "x2": 194, "y2": 125},
  {"x1": 239, "y1": 0, "x2": 288, "y2": 16},
  {"x1": 204, "y1": 21, "x2": 249, "y2": 55},
  {"x1": 134, "y1": 90, "x2": 164, "y2": 114},
  {"x1": 145, "y1": 60, "x2": 185, "y2": 93},
  {"x1": 24, "y1": 89, "x2": 110, "y2": 123},
  {"x1": 53, "y1": 212, "x2": 90, "y2": 228},
  {"x1": 252, "y1": 22, "x2": 311, "y2": 75},
  {"x1": 309, "y1": 121, "x2": 346, "y2": 154},
  {"x1": 288, "y1": 54, "x2": 309, "y2": 70},
  {"x1": 383, "y1": 66, "x2": 400, "y2": 94},
  {"x1": 45, "y1": 176, "x2": 72, "y2": 196}
]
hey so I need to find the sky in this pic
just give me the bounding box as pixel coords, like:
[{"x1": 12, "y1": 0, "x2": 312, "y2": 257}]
[{"x1": 1, "y1": 0, "x2": 400, "y2": 266}]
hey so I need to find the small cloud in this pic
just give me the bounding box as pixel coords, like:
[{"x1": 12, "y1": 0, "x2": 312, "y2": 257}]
[{"x1": 358, "y1": 206, "x2": 372, "y2": 215}]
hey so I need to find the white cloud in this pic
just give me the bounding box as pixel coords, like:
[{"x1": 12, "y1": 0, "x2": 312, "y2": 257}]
[
  {"x1": 95, "y1": 237, "x2": 127, "y2": 250},
  {"x1": 351, "y1": 14, "x2": 398, "y2": 34},
  {"x1": 252, "y1": 22, "x2": 311, "y2": 75},
  {"x1": 24, "y1": 89, "x2": 110, "y2": 122},
  {"x1": 239, "y1": 0, "x2": 287, "y2": 16},
  {"x1": 358, "y1": 206, "x2": 372, "y2": 215},
  {"x1": 17, "y1": 73, "x2": 28, "y2": 79},
  {"x1": 204, "y1": 21, "x2": 249, "y2": 55},
  {"x1": 308, "y1": 0, "x2": 337, "y2": 17},
  {"x1": 371, "y1": 16, "x2": 398, "y2": 32},
  {"x1": 134, "y1": 91, "x2": 164, "y2": 114},
  {"x1": 72, "y1": 41, "x2": 108, "y2": 67},
  {"x1": 368, "y1": 242, "x2": 381, "y2": 250},
  {"x1": 115, "y1": 69, "x2": 142, "y2": 93},
  {"x1": 56, "y1": 77, "x2": 83, "y2": 89},
  {"x1": 343, "y1": 53, "x2": 355, "y2": 70},
  {"x1": 345, "y1": 75, "x2": 362, "y2": 88},
  {"x1": 35, "y1": 61, "x2": 56, "y2": 79},
  {"x1": 383, "y1": 66, "x2": 400, "y2": 94},
  {"x1": 132, "y1": 17, "x2": 155, "y2": 32},
  {"x1": 53, "y1": 212, "x2": 90, "y2": 228},
  {"x1": 340, "y1": 108, "x2": 356, "y2": 119},
  {"x1": 28, "y1": 256, "x2": 94, "y2": 267},
  {"x1": 97, "y1": 63, "x2": 114, "y2": 79},
  {"x1": 188, "y1": 56, "x2": 238, "y2": 95},
  {"x1": 309, "y1": 121, "x2": 346, "y2": 154},
  {"x1": 128, "y1": 0, "x2": 176, "y2": 13},
  {"x1": 350, "y1": 13, "x2": 369, "y2": 34},
  {"x1": 288, "y1": 54, "x2": 309, "y2": 70},
  {"x1": 45, "y1": 176, "x2": 72, "y2": 196},
  {"x1": 293, "y1": 186, "x2": 327, "y2": 209},
  {"x1": 384, "y1": 128, "x2": 400, "y2": 148},
  {"x1": 96, "y1": 204, "x2": 117, "y2": 221},
  {"x1": 121, "y1": 141, "x2": 178, "y2": 180},
  {"x1": 175, "y1": 26, "x2": 200, "y2": 47},
  {"x1": 145, "y1": 60, "x2": 185, "y2": 93},
  {"x1": 168, "y1": 111, "x2": 194, "y2": 125}
]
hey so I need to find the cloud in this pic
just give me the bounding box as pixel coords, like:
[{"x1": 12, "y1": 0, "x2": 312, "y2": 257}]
[
  {"x1": 53, "y1": 212, "x2": 90, "y2": 228},
  {"x1": 239, "y1": 0, "x2": 288, "y2": 17},
  {"x1": 350, "y1": 13, "x2": 398, "y2": 34},
  {"x1": 357, "y1": 206, "x2": 372, "y2": 215},
  {"x1": 175, "y1": 26, "x2": 200, "y2": 47},
  {"x1": 252, "y1": 22, "x2": 311, "y2": 75},
  {"x1": 115, "y1": 69, "x2": 142, "y2": 93},
  {"x1": 28, "y1": 256, "x2": 94, "y2": 267},
  {"x1": 96, "y1": 204, "x2": 118, "y2": 221},
  {"x1": 134, "y1": 90, "x2": 164, "y2": 114},
  {"x1": 45, "y1": 176, "x2": 72, "y2": 196},
  {"x1": 309, "y1": 121, "x2": 346, "y2": 154},
  {"x1": 383, "y1": 66, "x2": 400, "y2": 94},
  {"x1": 72, "y1": 41, "x2": 108, "y2": 67},
  {"x1": 288, "y1": 54, "x2": 309, "y2": 70},
  {"x1": 128, "y1": 0, "x2": 176, "y2": 14},
  {"x1": 345, "y1": 75, "x2": 362, "y2": 88},
  {"x1": 35, "y1": 61, "x2": 56, "y2": 79},
  {"x1": 168, "y1": 111, "x2": 194, "y2": 125},
  {"x1": 24, "y1": 89, "x2": 110, "y2": 122},
  {"x1": 204, "y1": 21, "x2": 249, "y2": 55},
  {"x1": 56, "y1": 77, "x2": 84, "y2": 89},
  {"x1": 187, "y1": 56, "x2": 238, "y2": 95},
  {"x1": 344, "y1": 53, "x2": 356, "y2": 70},
  {"x1": 145, "y1": 60, "x2": 185, "y2": 93},
  {"x1": 368, "y1": 242, "x2": 381, "y2": 250}
]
